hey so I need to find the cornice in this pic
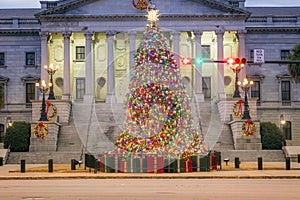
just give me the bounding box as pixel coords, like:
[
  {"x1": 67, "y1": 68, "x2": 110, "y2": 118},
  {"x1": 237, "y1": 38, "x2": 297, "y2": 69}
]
[
  {"x1": 38, "y1": 13, "x2": 249, "y2": 23},
  {"x1": 0, "y1": 29, "x2": 40, "y2": 36},
  {"x1": 35, "y1": 0, "x2": 251, "y2": 19},
  {"x1": 246, "y1": 27, "x2": 300, "y2": 33},
  {"x1": 35, "y1": 0, "x2": 98, "y2": 17},
  {"x1": 192, "y1": 0, "x2": 251, "y2": 16}
]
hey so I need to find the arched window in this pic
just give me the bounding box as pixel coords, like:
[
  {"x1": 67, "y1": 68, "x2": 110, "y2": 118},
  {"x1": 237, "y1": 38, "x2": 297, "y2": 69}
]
[{"x1": 282, "y1": 121, "x2": 292, "y2": 140}]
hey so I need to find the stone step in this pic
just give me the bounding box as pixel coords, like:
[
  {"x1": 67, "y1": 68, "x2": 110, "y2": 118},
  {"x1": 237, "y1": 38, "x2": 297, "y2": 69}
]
[
  {"x1": 220, "y1": 150, "x2": 285, "y2": 162},
  {"x1": 56, "y1": 109, "x2": 83, "y2": 152},
  {"x1": 7, "y1": 152, "x2": 82, "y2": 164}
]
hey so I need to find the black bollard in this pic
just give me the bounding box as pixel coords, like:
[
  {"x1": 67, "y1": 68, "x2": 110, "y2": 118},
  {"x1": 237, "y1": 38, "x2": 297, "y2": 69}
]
[
  {"x1": 0, "y1": 157, "x2": 3, "y2": 166},
  {"x1": 298, "y1": 154, "x2": 300, "y2": 163},
  {"x1": 71, "y1": 159, "x2": 76, "y2": 170},
  {"x1": 48, "y1": 159, "x2": 53, "y2": 173},
  {"x1": 258, "y1": 157, "x2": 263, "y2": 170},
  {"x1": 286, "y1": 157, "x2": 291, "y2": 170},
  {"x1": 21, "y1": 160, "x2": 25, "y2": 173},
  {"x1": 234, "y1": 157, "x2": 240, "y2": 168}
]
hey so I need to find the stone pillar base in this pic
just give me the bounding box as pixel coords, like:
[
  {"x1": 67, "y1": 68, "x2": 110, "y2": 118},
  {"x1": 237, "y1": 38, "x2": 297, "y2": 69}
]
[
  {"x1": 229, "y1": 120, "x2": 262, "y2": 150},
  {"x1": 29, "y1": 121, "x2": 60, "y2": 152},
  {"x1": 84, "y1": 95, "x2": 94, "y2": 104},
  {"x1": 217, "y1": 92, "x2": 226, "y2": 101},
  {"x1": 106, "y1": 94, "x2": 116, "y2": 104},
  {"x1": 194, "y1": 93, "x2": 204, "y2": 103}
]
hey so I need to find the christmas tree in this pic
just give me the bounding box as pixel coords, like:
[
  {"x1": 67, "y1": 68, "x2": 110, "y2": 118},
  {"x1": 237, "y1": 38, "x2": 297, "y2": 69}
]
[{"x1": 115, "y1": 4, "x2": 207, "y2": 159}]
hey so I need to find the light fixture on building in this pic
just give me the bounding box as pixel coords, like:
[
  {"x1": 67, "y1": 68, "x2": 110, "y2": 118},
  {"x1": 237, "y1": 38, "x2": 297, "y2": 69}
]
[
  {"x1": 44, "y1": 63, "x2": 59, "y2": 100},
  {"x1": 36, "y1": 80, "x2": 50, "y2": 121},
  {"x1": 280, "y1": 114, "x2": 286, "y2": 125},
  {"x1": 238, "y1": 77, "x2": 254, "y2": 119},
  {"x1": 6, "y1": 117, "x2": 13, "y2": 127},
  {"x1": 227, "y1": 58, "x2": 247, "y2": 98}
]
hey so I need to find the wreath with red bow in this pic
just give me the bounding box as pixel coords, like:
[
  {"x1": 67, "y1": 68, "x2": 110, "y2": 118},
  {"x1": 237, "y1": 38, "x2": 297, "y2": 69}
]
[
  {"x1": 132, "y1": 0, "x2": 149, "y2": 10},
  {"x1": 242, "y1": 119, "x2": 256, "y2": 136},
  {"x1": 33, "y1": 121, "x2": 48, "y2": 139},
  {"x1": 40, "y1": 101, "x2": 57, "y2": 121},
  {"x1": 233, "y1": 99, "x2": 244, "y2": 118}
]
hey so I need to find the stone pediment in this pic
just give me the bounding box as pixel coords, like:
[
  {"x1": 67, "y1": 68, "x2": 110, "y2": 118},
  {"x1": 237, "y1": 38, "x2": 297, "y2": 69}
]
[{"x1": 35, "y1": 0, "x2": 250, "y2": 20}]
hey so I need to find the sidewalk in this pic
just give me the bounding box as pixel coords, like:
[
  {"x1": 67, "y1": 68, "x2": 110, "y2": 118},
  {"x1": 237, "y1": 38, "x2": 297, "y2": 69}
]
[{"x1": 1, "y1": 162, "x2": 300, "y2": 180}]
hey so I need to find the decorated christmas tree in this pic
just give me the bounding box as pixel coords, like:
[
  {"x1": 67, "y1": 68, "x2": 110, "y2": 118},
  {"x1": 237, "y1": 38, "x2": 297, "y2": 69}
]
[{"x1": 115, "y1": 4, "x2": 207, "y2": 159}]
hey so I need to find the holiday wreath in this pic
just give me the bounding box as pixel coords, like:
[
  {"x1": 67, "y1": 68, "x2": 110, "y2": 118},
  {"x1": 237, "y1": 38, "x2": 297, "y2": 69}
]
[
  {"x1": 33, "y1": 121, "x2": 48, "y2": 139},
  {"x1": 242, "y1": 119, "x2": 256, "y2": 136}
]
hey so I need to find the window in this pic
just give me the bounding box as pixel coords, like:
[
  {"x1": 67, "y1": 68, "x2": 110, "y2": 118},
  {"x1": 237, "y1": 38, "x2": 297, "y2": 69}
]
[
  {"x1": 26, "y1": 52, "x2": 35, "y2": 65},
  {"x1": 201, "y1": 45, "x2": 210, "y2": 59},
  {"x1": 0, "y1": 124, "x2": 4, "y2": 143},
  {"x1": 282, "y1": 121, "x2": 292, "y2": 140},
  {"x1": 26, "y1": 83, "x2": 35, "y2": 103},
  {"x1": 281, "y1": 81, "x2": 291, "y2": 101},
  {"x1": 280, "y1": 50, "x2": 290, "y2": 60},
  {"x1": 0, "y1": 83, "x2": 4, "y2": 109},
  {"x1": 0, "y1": 53, "x2": 4, "y2": 66},
  {"x1": 251, "y1": 81, "x2": 260, "y2": 100},
  {"x1": 76, "y1": 46, "x2": 85, "y2": 61},
  {"x1": 76, "y1": 78, "x2": 85, "y2": 100},
  {"x1": 250, "y1": 50, "x2": 254, "y2": 60},
  {"x1": 228, "y1": 1, "x2": 239, "y2": 7}
]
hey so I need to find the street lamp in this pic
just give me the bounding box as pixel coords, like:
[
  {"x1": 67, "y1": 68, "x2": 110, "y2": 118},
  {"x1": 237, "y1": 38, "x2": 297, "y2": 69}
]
[
  {"x1": 227, "y1": 58, "x2": 246, "y2": 98},
  {"x1": 44, "y1": 63, "x2": 59, "y2": 100},
  {"x1": 36, "y1": 80, "x2": 50, "y2": 121},
  {"x1": 280, "y1": 114, "x2": 286, "y2": 125},
  {"x1": 238, "y1": 77, "x2": 253, "y2": 120}
]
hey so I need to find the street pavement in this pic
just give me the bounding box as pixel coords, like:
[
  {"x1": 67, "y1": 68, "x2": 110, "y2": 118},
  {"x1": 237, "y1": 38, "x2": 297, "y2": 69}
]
[{"x1": 0, "y1": 162, "x2": 300, "y2": 179}]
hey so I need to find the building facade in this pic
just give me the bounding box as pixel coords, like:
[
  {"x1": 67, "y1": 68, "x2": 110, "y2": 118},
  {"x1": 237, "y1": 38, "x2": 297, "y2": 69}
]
[{"x1": 0, "y1": 0, "x2": 300, "y2": 146}]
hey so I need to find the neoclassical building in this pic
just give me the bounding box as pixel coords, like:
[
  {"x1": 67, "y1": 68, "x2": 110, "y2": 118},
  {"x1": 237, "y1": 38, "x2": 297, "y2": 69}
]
[{"x1": 1, "y1": 0, "x2": 300, "y2": 157}]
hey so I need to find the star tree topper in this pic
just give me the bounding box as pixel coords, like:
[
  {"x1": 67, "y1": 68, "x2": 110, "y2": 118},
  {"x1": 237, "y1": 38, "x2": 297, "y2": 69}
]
[{"x1": 146, "y1": 4, "x2": 159, "y2": 23}]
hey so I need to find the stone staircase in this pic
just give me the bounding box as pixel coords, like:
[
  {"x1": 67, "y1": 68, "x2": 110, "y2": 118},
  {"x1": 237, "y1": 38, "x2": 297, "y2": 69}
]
[
  {"x1": 199, "y1": 99, "x2": 234, "y2": 151},
  {"x1": 72, "y1": 101, "x2": 115, "y2": 157},
  {"x1": 214, "y1": 124, "x2": 235, "y2": 151},
  {"x1": 56, "y1": 113, "x2": 83, "y2": 153}
]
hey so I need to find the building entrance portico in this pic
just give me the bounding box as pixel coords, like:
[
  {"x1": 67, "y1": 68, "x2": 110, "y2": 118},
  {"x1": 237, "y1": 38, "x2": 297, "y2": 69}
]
[{"x1": 35, "y1": 0, "x2": 248, "y2": 103}]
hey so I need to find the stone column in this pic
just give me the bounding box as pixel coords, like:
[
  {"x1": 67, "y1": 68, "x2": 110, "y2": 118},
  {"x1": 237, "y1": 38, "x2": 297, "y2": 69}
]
[
  {"x1": 128, "y1": 31, "x2": 137, "y2": 79},
  {"x1": 216, "y1": 29, "x2": 226, "y2": 100},
  {"x1": 62, "y1": 32, "x2": 72, "y2": 100},
  {"x1": 172, "y1": 31, "x2": 181, "y2": 69},
  {"x1": 106, "y1": 31, "x2": 116, "y2": 103},
  {"x1": 238, "y1": 30, "x2": 247, "y2": 80},
  {"x1": 40, "y1": 32, "x2": 49, "y2": 100},
  {"x1": 194, "y1": 30, "x2": 204, "y2": 102},
  {"x1": 84, "y1": 30, "x2": 94, "y2": 103}
]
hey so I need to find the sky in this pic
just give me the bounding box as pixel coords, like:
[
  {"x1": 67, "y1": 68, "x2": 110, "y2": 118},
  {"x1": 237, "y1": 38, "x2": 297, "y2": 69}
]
[{"x1": 1, "y1": 0, "x2": 300, "y2": 8}]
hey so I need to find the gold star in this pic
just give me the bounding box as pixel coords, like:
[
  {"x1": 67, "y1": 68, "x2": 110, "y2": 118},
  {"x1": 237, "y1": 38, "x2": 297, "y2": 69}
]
[{"x1": 146, "y1": 9, "x2": 159, "y2": 22}]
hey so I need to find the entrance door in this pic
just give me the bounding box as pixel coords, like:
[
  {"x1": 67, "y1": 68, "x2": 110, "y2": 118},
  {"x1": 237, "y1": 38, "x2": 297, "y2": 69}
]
[
  {"x1": 76, "y1": 78, "x2": 85, "y2": 100},
  {"x1": 202, "y1": 77, "x2": 211, "y2": 98}
]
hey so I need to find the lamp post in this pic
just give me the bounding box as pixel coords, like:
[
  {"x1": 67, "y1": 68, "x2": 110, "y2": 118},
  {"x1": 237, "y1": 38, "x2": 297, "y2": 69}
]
[
  {"x1": 238, "y1": 77, "x2": 253, "y2": 119},
  {"x1": 227, "y1": 58, "x2": 246, "y2": 98},
  {"x1": 44, "y1": 63, "x2": 58, "y2": 100},
  {"x1": 36, "y1": 80, "x2": 50, "y2": 121}
]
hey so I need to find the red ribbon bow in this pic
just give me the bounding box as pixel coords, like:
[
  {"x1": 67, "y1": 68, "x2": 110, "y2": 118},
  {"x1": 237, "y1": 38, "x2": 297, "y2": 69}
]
[
  {"x1": 246, "y1": 119, "x2": 253, "y2": 133},
  {"x1": 238, "y1": 99, "x2": 244, "y2": 116}
]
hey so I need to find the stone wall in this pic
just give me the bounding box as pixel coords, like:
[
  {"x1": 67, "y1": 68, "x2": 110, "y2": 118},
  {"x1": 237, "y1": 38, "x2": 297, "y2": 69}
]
[
  {"x1": 31, "y1": 100, "x2": 71, "y2": 124},
  {"x1": 29, "y1": 121, "x2": 60, "y2": 152}
]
